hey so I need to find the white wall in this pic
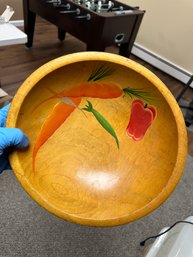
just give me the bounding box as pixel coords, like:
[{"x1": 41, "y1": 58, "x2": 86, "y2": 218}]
[{"x1": 121, "y1": 0, "x2": 193, "y2": 75}]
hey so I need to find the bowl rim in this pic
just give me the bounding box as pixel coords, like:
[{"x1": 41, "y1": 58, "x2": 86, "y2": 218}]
[{"x1": 6, "y1": 52, "x2": 187, "y2": 226}]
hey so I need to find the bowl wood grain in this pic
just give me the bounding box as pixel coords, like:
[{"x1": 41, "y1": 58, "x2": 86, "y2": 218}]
[{"x1": 6, "y1": 52, "x2": 187, "y2": 226}]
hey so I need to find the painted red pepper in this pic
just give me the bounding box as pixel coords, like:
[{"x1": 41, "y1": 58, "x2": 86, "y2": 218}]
[{"x1": 126, "y1": 100, "x2": 157, "y2": 141}]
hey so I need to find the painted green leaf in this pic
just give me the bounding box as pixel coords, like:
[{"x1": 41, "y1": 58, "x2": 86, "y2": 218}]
[
  {"x1": 123, "y1": 87, "x2": 155, "y2": 103},
  {"x1": 82, "y1": 101, "x2": 119, "y2": 149},
  {"x1": 87, "y1": 64, "x2": 115, "y2": 82}
]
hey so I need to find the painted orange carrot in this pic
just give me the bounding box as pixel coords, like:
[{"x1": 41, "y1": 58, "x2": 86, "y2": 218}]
[
  {"x1": 33, "y1": 65, "x2": 121, "y2": 111},
  {"x1": 33, "y1": 65, "x2": 155, "y2": 111},
  {"x1": 33, "y1": 82, "x2": 122, "y2": 111},
  {"x1": 32, "y1": 97, "x2": 81, "y2": 171}
]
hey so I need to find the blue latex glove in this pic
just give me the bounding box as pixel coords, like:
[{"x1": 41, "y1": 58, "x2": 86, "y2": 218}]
[{"x1": 0, "y1": 104, "x2": 29, "y2": 173}]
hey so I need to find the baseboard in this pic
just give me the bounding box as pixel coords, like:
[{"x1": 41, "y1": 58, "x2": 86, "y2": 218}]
[
  {"x1": 132, "y1": 43, "x2": 193, "y2": 88},
  {"x1": 8, "y1": 19, "x2": 193, "y2": 88}
]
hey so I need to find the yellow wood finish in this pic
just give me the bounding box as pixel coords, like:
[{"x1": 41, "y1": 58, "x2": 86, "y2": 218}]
[{"x1": 6, "y1": 52, "x2": 187, "y2": 226}]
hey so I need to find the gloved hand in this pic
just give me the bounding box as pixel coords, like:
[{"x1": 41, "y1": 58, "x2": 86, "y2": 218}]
[{"x1": 0, "y1": 103, "x2": 29, "y2": 173}]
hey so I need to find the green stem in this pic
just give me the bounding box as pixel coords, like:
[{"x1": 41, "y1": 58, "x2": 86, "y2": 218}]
[
  {"x1": 82, "y1": 101, "x2": 119, "y2": 149},
  {"x1": 123, "y1": 87, "x2": 154, "y2": 103},
  {"x1": 87, "y1": 65, "x2": 115, "y2": 82}
]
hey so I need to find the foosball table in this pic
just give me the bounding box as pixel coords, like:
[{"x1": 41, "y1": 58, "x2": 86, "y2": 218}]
[{"x1": 23, "y1": 0, "x2": 145, "y2": 56}]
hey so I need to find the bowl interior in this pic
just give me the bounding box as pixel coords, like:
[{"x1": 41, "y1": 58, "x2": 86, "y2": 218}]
[{"x1": 7, "y1": 54, "x2": 187, "y2": 226}]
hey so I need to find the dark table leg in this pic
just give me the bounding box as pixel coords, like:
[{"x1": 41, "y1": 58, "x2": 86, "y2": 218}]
[
  {"x1": 58, "y1": 28, "x2": 66, "y2": 41},
  {"x1": 119, "y1": 42, "x2": 131, "y2": 57},
  {"x1": 119, "y1": 14, "x2": 145, "y2": 57},
  {"x1": 23, "y1": 0, "x2": 36, "y2": 48}
]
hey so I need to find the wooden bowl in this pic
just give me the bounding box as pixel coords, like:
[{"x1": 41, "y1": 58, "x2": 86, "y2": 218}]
[{"x1": 6, "y1": 52, "x2": 187, "y2": 226}]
